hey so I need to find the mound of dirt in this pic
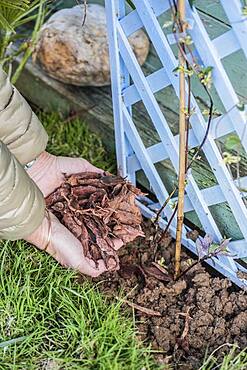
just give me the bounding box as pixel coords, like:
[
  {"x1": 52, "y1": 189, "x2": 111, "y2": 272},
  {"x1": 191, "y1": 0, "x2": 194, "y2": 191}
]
[{"x1": 93, "y1": 220, "x2": 247, "y2": 369}]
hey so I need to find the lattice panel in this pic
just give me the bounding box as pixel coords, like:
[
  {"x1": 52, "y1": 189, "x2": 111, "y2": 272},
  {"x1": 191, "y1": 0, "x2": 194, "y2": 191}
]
[{"x1": 105, "y1": 0, "x2": 247, "y2": 288}]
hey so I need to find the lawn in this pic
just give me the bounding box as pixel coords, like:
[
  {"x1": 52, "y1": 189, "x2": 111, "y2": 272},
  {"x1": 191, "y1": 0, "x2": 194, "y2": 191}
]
[{"x1": 0, "y1": 112, "x2": 246, "y2": 369}]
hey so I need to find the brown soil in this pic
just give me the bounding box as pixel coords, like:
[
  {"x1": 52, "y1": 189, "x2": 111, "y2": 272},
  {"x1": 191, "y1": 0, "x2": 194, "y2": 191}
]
[{"x1": 93, "y1": 220, "x2": 247, "y2": 369}]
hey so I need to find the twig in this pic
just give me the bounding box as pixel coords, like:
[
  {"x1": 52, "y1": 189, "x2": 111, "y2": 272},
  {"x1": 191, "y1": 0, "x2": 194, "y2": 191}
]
[
  {"x1": 154, "y1": 187, "x2": 177, "y2": 223},
  {"x1": 82, "y1": 0, "x2": 87, "y2": 27},
  {"x1": 75, "y1": 0, "x2": 87, "y2": 27},
  {"x1": 152, "y1": 188, "x2": 176, "y2": 259},
  {"x1": 185, "y1": 69, "x2": 191, "y2": 170},
  {"x1": 175, "y1": 0, "x2": 186, "y2": 280},
  {"x1": 156, "y1": 203, "x2": 178, "y2": 245},
  {"x1": 179, "y1": 307, "x2": 191, "y2": 341},
  {"x1": 155, "y1": 0, "x2": 215, "y2": 250},
  {"x1": 152, "y1": 262, "x2": 169, "y2": 275},
  {"x1": 176, "y1": 250, "x2": 222, "y2": 280},
  {"x1": 187, "y1": 85, "x2": 214, "y2": 170},
  {"x1": 175, "y1": 307, "x2": 191, "y2": 353},
  {"x1": 117, "y1": 298, "x2": 162, "y2": 317}
]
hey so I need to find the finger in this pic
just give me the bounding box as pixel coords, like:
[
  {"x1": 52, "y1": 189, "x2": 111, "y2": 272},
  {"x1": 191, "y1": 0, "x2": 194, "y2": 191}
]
[
  {"x1": 82, "y1": 258, "x2": 110, "y2": 277},
  {"x1": 87, "y1": 258, "x2": 119, "y2": 277},
  {"x1": 106, "y1": 256, "x2": 120, "y2": 272},
  {"x1": 45, "y1": 214, "x2": 101, "y2": 276},
  {"x1": 112, "y1": 237, "x2": 124, "y2": 251},
  {"x1": 58, "y1": 157, "x2": 104, "y2": 176}
]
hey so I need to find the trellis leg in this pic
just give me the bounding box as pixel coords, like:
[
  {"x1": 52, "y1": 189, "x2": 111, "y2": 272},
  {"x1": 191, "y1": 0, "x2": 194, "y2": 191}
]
[
  {"x1": 105, "y1": 0, "x2": 127, "y2": 177},
  {"x1": 118, "y1": 1, "x2": 136, "y2": 184}
]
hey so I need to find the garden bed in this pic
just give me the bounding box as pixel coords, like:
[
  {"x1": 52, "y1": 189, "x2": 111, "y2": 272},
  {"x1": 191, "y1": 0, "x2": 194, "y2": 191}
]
[{"x1": 94, "y1": 220, "x2": 247, "y2": 369}]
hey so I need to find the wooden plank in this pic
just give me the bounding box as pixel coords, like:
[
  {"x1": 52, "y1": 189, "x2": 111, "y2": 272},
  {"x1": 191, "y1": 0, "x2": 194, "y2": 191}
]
[{"x1": 196, "y1": 0, "x2": 230, "y2": 24}]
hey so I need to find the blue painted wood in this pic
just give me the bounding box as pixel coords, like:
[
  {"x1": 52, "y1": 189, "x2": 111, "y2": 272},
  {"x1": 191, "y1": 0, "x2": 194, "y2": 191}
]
[
  {"x1": 123, "y1": 67, "x2": 170, "y2": 107},
  {"x1": 105, "y1": 0, "x2": 127, "y2": 177},
  {"x1": 127, "y1": 110, "x2": 242, "y2": 174},
  {"x1": 123, "y1": 105, "x2": 179, "y2": 230},
  {"x1": 133, "y1": 0, "x2": 243, "y2": 272},
  {"x1": 220, "y1": 0, "x2": 247, "y2": 59},
  {"x1": 105, "y1": 0, "x2": 247, "y2": 287},
  {"x1": 118, "y1": 1, "x2": 136, "y2": 184},
  {"x1": 212, "y1": 30, "x2": 240, "y2": 59},
  {"x1": 118, "y1": 18, "x2": 224, "y2": 241},
  {"x1": 136, "y1": 0, "x2": 247, "y2": 246}
]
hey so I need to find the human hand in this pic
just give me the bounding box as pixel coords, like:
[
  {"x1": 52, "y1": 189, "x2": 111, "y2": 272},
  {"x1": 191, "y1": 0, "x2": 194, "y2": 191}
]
[
  {"x1": 25, "y1": 210, "x2": 121, "y2": 277},
  {"x1": 26, "y1": 151, "x2": 103, "y2": 197},
  {"x1": 26, "y1": 151, "x2": 123, "y2": 275}
]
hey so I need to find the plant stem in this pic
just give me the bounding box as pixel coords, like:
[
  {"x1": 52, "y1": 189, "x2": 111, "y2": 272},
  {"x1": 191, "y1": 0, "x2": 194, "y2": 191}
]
[
  {"x1": 0, "y1": 30, "x2": 11, "y2": 62},
  {"x1": 177, "y1": 251, "x2": 219, "y2": 280},
  {"x1": 11, "y1": 47, "x2": 32, "y2": 84},
  {"x1": 154, "y1": 187, "x2": 177, "y2": 224},
  {"x1": 11, "y1": 0, "x2": 46, "y2": 84},
  {"x1": 175, "y1": 0, "x2": 186, "y2": 280}
]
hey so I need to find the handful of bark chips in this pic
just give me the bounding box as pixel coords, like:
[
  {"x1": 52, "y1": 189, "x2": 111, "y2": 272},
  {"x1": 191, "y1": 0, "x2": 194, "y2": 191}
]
[{"x1": 45, "y1": 172, "x2": 144, "y2": 271}]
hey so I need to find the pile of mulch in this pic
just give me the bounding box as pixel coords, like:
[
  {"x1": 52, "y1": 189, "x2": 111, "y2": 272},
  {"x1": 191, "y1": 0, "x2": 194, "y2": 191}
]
[
  {"x1": 45, "y1": 172, "x2": 143, "y2": 270},
  {"x1": 92, "y1": 220, "x2": 247, "y2": 369}
]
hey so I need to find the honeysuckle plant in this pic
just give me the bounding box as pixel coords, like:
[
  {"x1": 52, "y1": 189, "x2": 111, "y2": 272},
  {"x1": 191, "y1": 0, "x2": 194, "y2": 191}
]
[
  {"x1": 177, "y1": 234, "x2": 234, "y2": 280},
  {"x1": 196, "y1": 234, "x2": 232, "y2": 259}
]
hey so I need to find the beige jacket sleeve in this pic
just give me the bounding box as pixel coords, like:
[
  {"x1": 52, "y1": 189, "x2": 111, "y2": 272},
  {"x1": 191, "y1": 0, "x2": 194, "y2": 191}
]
[
  {"x1": 0, "y1": 67, "x2": 48, "y2": 240},
  {"x1": 0, "y1": 67, "x2": 48, "y2": 165},
  {"x1": 0, "y1": 142, "x2": 45, "y2": 240}
]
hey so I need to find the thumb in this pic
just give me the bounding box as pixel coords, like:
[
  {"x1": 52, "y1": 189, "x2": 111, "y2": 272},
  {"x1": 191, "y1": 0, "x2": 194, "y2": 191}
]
[{"x1": 57, "y1": 157, "x2": 104, "y2": 176}]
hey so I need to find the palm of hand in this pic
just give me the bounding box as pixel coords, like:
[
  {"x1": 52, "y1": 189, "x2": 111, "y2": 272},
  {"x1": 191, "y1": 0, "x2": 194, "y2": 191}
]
[{"x1": 27, "y1": 152, "x2": 103, "y2": 197}]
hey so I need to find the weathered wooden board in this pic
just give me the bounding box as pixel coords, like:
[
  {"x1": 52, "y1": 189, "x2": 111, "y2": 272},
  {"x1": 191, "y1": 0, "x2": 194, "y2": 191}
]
[{"x1": 15, "y1": 0, "x2": 247, "y2": 241}]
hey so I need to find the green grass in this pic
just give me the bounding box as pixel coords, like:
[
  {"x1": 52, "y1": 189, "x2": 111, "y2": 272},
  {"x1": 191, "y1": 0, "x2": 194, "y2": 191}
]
[
  {"x1": 40, "y1": 111, "x2": 116, "y2": 173},
  {"x1": 0, "y1": 113, "x2": 156, "y2": 369},
  {"x1": 200, "y1": 345, "x2": 247, "y2": 370},
  {"x1": 0, "y1": 240, "x2": 155, "y2": 369}
]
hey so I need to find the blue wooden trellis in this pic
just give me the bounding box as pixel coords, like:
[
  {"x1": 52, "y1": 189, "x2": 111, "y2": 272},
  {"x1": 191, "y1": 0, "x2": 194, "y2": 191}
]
[{"x1": 105, "y1": 0, "x2": 247, "y2": 288}]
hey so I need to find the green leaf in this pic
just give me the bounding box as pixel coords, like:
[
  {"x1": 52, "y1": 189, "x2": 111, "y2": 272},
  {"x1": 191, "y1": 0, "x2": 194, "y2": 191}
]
[
  {"x1": 237, "y1": 102, "x2": 245, "y2": 111},
  {"x1": 172, "y1": 66, "x2": 180, "y2": 73},
  {"x1": 201, "y1": 66, "x2": 213, "y2": 74},
  {"x1": 225, "y1": 135, "x2": 241, "y2": 150},
  {"x1": 126, "y1": 0, "x2": 135, "y2": 10},
  {"x1": 0, "y1": 11, "x2": 13, "y2": 31},
  {"x1": 242, "y1": 6, "x2": 247, "y2": 16},
  {"x1": 208, "y1": 243, "x2": 219, "y2": 253},
  {"x1": 189, "y1": 0, "x2": 195, "y2": 7}
]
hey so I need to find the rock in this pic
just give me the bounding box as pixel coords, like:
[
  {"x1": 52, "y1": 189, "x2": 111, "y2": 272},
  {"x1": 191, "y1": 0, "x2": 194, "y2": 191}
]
[{"x1": 34, "y1": 4, "x2": 150, "y2": 86}]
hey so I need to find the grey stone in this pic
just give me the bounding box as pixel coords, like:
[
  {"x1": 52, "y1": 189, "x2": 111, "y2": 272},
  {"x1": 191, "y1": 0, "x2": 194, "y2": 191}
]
[{"x1": 35, "y1": 4, "x2": 150, "y2": 86}]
